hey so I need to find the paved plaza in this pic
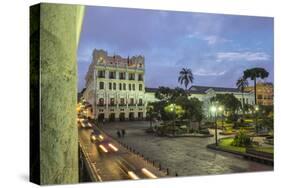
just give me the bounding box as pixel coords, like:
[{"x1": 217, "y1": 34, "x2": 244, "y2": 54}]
[{"x1": 102, "y1": 121, "x2": 273, "y2": 177}]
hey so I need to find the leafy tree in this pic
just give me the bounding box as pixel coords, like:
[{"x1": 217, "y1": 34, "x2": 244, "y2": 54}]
[
  {"x1": 243, "y1": 67, "x2": 269, "y2": 104},
  {"x1": 232, "y1": 129, "x2": 252, "y2": 147},
  {"x1": 155, "y1": 86, "x2": 174, "y2": 101},
  {"x1": 236, "y1": 77, "x2": 249, "y2": 115},
  {"x1": 164, "y1": 103, "x2": 185, "y2": 120},
  {"x1": 146, "y1": 104, "x2": 158, "y2": 129},
  {"x1": 211, "y1": 93, "x2": 241, "y2": 115},
  {"x1": 155, "y1": 86, "x2": 186, "y2": 101}
]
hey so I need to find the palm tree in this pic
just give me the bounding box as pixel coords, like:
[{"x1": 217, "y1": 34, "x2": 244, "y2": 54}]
[
  {"x1": 236, "y1": 77, "x2": 249, "y2": 115},
  {"x1": 243, "y1": 67, "x2": 269, "y2": 105},
  {"x1": 178, "y1": 68, "x2": 194, "y2": 95}
]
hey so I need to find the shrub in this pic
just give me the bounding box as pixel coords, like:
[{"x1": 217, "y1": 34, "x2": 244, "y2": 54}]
[
  {"x1": 199, "y1": 128, "x2": 210, "y2": 135},
  {"x1": 232, "y1": 130, "x2": 252, "y2": 147}
]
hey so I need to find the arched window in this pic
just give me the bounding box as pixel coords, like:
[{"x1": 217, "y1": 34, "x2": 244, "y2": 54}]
[{"x1": 98, "y1": 98, "x2": 104, "y2": 106}]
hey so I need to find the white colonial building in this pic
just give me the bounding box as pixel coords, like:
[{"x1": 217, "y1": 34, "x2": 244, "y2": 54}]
[
  {"x1": 83, "y1": 49, "x2": 147, "y2": 121},
  {"x1": 188, "y1": 85, "x2": 255, "y2": 117}
]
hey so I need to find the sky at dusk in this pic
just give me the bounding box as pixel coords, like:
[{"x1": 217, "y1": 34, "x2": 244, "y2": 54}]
[{"x1": 77, "y1": 6, "x2": 274, "y2": 91}]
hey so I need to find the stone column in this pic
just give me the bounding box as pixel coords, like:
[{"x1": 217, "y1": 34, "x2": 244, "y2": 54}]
[{"x1": 35, "y1": 3, "x2": 84, "y2": 185}]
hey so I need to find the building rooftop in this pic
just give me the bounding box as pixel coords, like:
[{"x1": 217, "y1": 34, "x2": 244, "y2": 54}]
[
  {"x1": 188, "y1": 85, "x2": 244, "y2": 94},
  {"x1": 145, "y1": 87, "x2": 159, "y2": 93}
]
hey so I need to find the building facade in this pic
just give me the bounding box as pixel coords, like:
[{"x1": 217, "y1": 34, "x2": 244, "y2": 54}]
[
  {"x1": 245, "y1": 82, "x2": 273, "y2": 106},
  {"x1": 188, "y1": 85, "x2": 255, "y2": 117},
  {"x1": 83, "y1": 49, "x2": 146, "y2": 121}
]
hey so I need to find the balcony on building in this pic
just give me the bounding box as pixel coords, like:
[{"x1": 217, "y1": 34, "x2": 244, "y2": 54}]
[
  {"x1": 97, "y1": 103, "x2": 105, "y2": 107},
  {"x1": 129, "y1": 73, "x2": 135, "y2": 81},
  {"x1": 98, "y1": 71, "x2": 105, "y2": 78},
  {"x1": 109, "y1": 72, "x2": 116, "y2": 79},
  {"x1": 138, "y1": 74, "x2": 143, "y2": 81},
  {"x1": 108, "y1": 103, "x2": 116, "y2": 107},
  {"x1": 119, "y1": 72, "x2": 126, "y2": 80}
]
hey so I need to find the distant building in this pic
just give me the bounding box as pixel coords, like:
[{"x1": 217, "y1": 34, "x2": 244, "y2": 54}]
[
  {"x1": 245, "y1": 82, "x2": 273, "y2": 106},
  {"x1": 83, "y1": 49, "x2": 146, "y2": 121},
  {"x1": 188, "y1": 85, "x2": 255, "y2": 117}
]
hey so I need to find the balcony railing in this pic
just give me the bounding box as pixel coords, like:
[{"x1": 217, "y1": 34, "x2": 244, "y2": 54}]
[{"x1": 129, "y1": 77, "x2": 135, "y2": 80}]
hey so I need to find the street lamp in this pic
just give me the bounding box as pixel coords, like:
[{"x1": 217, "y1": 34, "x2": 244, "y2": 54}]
[
  {"x1": 210, "y1": 105, "x2": 218, "y2": 146},
  {"x1": 218, "y1": 106, "x2": 224, "y2": 130},
  {"x1": 168, "y1": 104, "x2": 176, "y2": 136},
  {"x1": 254, "y1": 105, "x2": 259, "y2": 133}
]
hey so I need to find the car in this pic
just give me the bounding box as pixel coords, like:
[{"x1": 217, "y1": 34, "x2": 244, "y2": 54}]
[
  {"x1": 116, "y1": 159, "x2": 140, "y2": 180},
  {"x1": 90, "y1": 129, "x2": 104, "y2": 142},
  {"x1": 97, "y1": 140, "x2": 119, "y2": 153},
  {"x1": 79, "y1": 119, "x2": 93, "y2": 129}
]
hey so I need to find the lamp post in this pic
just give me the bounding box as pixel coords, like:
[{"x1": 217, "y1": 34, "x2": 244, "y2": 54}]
[
  {"x1": 254, "y1": 105, "x2": 259, "y2": 133},
  {"x1": 210, "y1": 105, "x2": 218, "y2": 146},
  {"x1": 148, "y1": 105, "x2": 154, "y2": 129},
  {"x1": 171, "y1": 104, "x2": 176, "y2": 136},
  {"x1": 218, "y1": 106, "x2": 224, "y2": 130}
]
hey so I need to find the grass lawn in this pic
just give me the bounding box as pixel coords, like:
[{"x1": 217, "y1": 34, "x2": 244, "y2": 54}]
[
  {"x1": 218, "y1": 138, "x2": 274, "y2": 154},
  {"x1": 254, "y1": 146, "x2": 274, "y2": 154},
  {"x1": 218, "y1": 138, "x2": 246, "y2": 153}
]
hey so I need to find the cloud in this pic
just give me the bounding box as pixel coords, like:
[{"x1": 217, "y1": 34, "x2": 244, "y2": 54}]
[
  {"x1": 187, "y1": 32, "x2": 231, "y2": 45},
  {"x1": 193, "y1": 68, "x2": 226, "y2": 76},
  {"x1": 215, "y1": 52, "x2": 270, "y2": 62}
]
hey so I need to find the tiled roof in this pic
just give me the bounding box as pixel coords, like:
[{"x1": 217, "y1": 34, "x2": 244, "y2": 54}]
[
  {"x1": 145, "y1": 87, "x2": 158, "y2": 93},
  {"x1": 188, "y1": 85, "x2": 242, "y2": 94}
]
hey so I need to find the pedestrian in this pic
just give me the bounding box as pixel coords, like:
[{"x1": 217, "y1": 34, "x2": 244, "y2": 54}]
[
  {"x1": 117, "y1": 129, "x2": 121, "y2": 138},
  {"x1": 121, "y1": 129, "x2": 126, "y2": 138}
]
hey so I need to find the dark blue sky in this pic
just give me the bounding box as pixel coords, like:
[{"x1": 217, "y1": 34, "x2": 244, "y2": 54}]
[{"x1": 78, "y1": 6, "x2": 274, "y2": 91}]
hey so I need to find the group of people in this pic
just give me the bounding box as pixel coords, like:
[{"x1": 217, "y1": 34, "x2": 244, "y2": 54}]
[{"x1": 117, "y1": 129, "x2": 126, "y2": 138}]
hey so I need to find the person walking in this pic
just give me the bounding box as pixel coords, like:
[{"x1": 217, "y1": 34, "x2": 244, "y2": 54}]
[
  {"x1": 117, "y1": 129, "x2": 121, "y2": 138},
  {"x1": 121, "y1": 129, "x2": 126, "y2": 138}
]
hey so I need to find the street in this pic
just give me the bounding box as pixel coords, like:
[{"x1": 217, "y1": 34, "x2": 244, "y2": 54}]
[
  {"x1": 79, "y1": 125, "x2": 166, "y2": 181},
  {"x1": 101, "y1": 121, "x2": 273, "y2": 176}
]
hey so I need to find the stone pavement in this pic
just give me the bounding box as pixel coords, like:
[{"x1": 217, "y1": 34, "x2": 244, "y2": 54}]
[{"x1": 101, "y1": 121, "x2": 273, "y2": 177}]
